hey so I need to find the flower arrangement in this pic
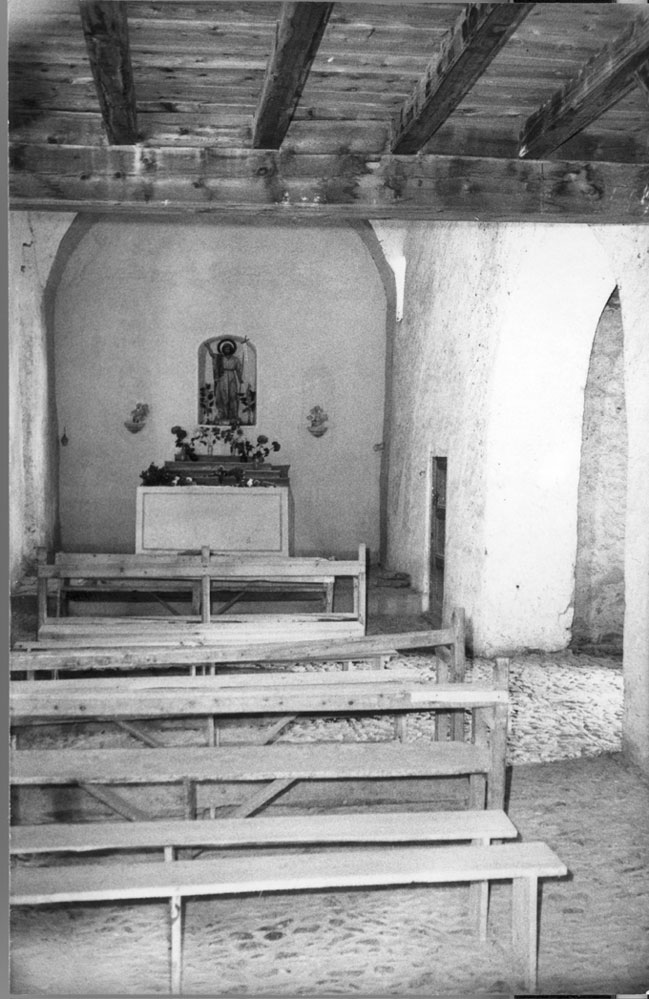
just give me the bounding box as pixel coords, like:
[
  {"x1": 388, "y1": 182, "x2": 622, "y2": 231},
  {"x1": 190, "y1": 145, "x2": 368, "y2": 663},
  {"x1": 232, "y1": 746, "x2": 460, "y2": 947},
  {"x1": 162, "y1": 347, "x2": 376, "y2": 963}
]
[
  {"x1": 171, "y1": 425, "x2": 197, "y2": 461},
  {"x1": 140, "y1": 463, "x2": 194, "y2": 486},
  {"x1": 189, "y1": 420, "x2": 281, "y2": 464},
  {"x1": 139, "y1": 461, "x2": 273, "y2": 488}
]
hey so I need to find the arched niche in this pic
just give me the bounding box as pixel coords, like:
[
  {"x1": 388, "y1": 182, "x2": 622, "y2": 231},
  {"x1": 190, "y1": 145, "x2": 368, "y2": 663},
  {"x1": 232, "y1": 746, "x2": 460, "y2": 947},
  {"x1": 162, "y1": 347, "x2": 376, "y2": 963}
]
[{"x1": 198, "y1": 335, "x2": 257, "y2": 426}]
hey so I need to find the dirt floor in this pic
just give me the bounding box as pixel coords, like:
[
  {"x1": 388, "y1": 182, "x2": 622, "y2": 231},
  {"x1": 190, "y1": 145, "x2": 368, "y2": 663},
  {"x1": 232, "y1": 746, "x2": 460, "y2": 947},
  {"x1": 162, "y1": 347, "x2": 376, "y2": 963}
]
[{"x1": 10, "y1": 649, "x2": 649, "y2": 997}]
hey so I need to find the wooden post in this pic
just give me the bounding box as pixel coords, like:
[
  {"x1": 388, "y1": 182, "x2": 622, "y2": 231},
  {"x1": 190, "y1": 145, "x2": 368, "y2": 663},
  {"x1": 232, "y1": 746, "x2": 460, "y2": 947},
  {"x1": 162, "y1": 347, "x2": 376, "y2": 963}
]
[
  {"x1": 183, "y1": 779, "x2": 196, "y2": 821},
  {"x1": 512, "y1": 876, "x2": 539, "y2": 991},
  {"x1": 487, "y1": 658, "x2": 510, "y2": 810},
  {"x1": 436, "y1": 659, "x2": 450, "y2": 742},
  {"x1": 170, "y1": 894, "x2": 183, "y2": 994},
  {"x1": 469, "y1": 705, "x2": 488, "y2": 810},
  {"x1": 201, "y1": 576, "x2": 211, "y2": 624},
  {"x1": 450, "y1": 607, "x2": 466, "y2": 741},
  {"x1": 358, "y1": 543, "x2": 367, "y2": 631},
  {"x1": 470, "y1": 835, "x2": 490, "y2": 942},
  {"x1": 200, "y1": 547, "x2": 211, "y2": 624},
  {"x1": 191, "y1": 581, "x2": 201, "y2": 616},
  {"x1": 36, "y1": 547, "x2": 48, "y2": 633}
]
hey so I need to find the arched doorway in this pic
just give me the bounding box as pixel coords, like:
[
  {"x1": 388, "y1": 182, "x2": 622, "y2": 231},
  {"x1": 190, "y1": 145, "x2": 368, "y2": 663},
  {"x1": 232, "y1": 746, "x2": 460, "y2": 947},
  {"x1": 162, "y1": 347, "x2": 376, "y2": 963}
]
[{"x1": 573, "y1": 287, "x2": 627, "y2": 653}]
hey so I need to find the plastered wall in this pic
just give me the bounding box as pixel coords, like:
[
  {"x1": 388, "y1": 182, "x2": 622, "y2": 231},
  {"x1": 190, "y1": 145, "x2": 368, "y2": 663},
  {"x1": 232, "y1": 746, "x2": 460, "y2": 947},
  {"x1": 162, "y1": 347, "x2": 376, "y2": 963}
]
[
  {"x1": 594, "y1": 227, "x2": 649, "y2": 776},
  {"x1": 8, "y1": 211, "x2": 76, "y2": 584},
  {"x1": 382, "y1": 223, "x2": 623, "y2": 654},
  {"x1": 377, "y1": 222, "x2": 506, "y2": 646},
  {"x1": 52, "y1": 220, "x2": 386, "y2": 558},
  {"x1": 380, "y1": 221, "x2": 648, "y2": 772}
]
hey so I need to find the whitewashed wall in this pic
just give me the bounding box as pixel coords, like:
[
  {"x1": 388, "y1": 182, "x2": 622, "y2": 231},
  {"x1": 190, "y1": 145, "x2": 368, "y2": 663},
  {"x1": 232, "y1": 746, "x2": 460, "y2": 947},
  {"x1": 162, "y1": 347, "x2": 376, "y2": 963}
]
[
  {"x1": 8, "y1": 211, "x2": 76, "y2": 585},
  {"x1": 594, "y1": 227, "x2": 649, "y2": 776},
  {"x1": 380, "y1": 222, "x2": 624, "y2": 653},
  {"x1": 52, "y1": 221, "x2": 386, "y2": 558}
]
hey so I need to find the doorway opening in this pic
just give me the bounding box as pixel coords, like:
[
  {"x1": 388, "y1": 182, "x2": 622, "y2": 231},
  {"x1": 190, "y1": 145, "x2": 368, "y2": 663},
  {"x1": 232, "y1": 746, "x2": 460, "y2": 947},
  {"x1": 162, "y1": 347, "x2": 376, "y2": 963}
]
[{"x1": 573, "y1": 288, "x2": 626, "y2": 654}]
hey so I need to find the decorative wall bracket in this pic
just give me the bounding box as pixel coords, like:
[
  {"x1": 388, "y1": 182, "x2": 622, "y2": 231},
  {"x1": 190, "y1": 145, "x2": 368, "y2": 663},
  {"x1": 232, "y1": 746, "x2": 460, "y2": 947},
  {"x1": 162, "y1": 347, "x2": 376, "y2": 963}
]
[
  {"x1": 307, "y1": 405, "x2": 329, "y2": 437},
  {"x1": 124, "y1": 402, "x2": 150, "y2": 433}
]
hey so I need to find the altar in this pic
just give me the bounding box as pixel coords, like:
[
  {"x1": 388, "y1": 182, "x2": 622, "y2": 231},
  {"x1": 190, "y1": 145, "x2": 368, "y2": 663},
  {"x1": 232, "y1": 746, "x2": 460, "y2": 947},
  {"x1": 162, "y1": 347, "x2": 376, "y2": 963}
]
[{"x1": 136, "y1": 485, "x2": 294, "y2": 555}]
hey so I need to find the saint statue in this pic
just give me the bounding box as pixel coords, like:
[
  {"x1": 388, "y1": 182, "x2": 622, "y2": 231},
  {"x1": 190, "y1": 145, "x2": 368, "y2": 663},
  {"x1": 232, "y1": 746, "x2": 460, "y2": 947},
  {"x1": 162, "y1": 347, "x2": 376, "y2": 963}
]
[
  {"x1": 199, "y1": 336, "x2": 256, "y2": 425},
  {"x1": 206, "y1": 338, "x2": 242, "y2": 422}
]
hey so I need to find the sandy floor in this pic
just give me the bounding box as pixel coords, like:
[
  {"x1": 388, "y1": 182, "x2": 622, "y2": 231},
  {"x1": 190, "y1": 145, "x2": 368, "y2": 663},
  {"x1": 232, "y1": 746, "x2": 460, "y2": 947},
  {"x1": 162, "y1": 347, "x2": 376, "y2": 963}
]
[{"x1": 10, "y1": 650, "x2": 649, "y2": 997}]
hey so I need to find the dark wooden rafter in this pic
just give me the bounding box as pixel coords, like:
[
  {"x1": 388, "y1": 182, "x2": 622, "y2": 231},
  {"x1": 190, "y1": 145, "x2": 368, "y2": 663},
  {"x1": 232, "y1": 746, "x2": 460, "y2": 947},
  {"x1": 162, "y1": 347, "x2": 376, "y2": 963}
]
[
  {"x1": 79, "y1": 0, "x2": 138, "y2": 145},
  {"x1": 8, "y1": 144, "x2": 649, "y2": 223},
  {"x1": 635, "y1": 60, "x2": 649, "y2": 107},
  {"x1": 252, "y1": 2, "x2": 334, "y2": 149},
  {"x1": 391, "y1": 2, "x2": 534, "y2": 155},
  {"x1": 519, "y1": 13, "x2": 649, "y2": 160}
]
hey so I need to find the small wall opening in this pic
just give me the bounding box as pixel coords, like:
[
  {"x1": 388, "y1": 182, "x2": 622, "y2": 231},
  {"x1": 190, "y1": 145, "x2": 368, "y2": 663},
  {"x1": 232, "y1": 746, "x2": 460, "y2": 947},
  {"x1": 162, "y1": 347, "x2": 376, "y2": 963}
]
[{"x1": 573, "y1": 287, "x2": 627, "y2": 653}]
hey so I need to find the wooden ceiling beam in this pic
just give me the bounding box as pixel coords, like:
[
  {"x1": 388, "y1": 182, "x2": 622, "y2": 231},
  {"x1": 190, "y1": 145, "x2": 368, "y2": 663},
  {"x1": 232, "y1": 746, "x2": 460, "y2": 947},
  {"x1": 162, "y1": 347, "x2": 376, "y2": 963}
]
[
  {"x1": 636, "y1": 61, "x2": 649, "y2": 107},
  {"x1": 79, "y1": 1, "x2": 138, "y2": 145},
  {"x1": 391, "y1": 2, "x2": 534, "y2": 155},
  {"x1": 252, "y1": 2, "x2": 334, "y2": 149},
  {"x1": 519, "y1": 13, "x2": 649, "y2": 160},
  {"x1": 9, "y1": 144, "x2": 649, "y2": 224}
]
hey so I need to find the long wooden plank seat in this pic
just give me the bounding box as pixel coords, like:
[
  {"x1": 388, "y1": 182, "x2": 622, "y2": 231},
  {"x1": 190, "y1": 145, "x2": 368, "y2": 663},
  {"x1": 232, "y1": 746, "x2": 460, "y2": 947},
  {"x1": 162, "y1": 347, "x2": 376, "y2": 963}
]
[
  {"x1": 11, "y1": 659, "x2": 506, "y2": 809},
  {"x1": 11, "y1": 623, "x2": 463, "y2": 674},
  {"x1": 10, "y1": 809, "x2": 519, "y2": 855},
  {"x1": 11, "y1": 840, "x2": 568, "y2": 993},
  {"x1": 12, "y1": 741, "x2": 491, "y2": 785},
  {"x1": 10, "y1": 809, "x2": 518, "y2": 954},
  {"x1": 35, "y1": 545, "x2": 368, "y2": 640},
  {"x1": 10, "y1": 673, "x2": 507, "y2": 722},
  {"x1": 35, "y1": 616, "x2": 364, "y2": 642}
]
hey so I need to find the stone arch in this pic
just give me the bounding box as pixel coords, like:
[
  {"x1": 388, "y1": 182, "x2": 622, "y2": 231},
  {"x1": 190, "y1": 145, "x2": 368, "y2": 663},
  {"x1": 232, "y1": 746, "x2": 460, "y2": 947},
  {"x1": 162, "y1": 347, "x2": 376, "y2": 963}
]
[
  {"x1": 573, "y1": 288, "x2": 627, "y2": 652},
  {"x1": 348, "y1": 220, "x2": 398, "y2": 566}
]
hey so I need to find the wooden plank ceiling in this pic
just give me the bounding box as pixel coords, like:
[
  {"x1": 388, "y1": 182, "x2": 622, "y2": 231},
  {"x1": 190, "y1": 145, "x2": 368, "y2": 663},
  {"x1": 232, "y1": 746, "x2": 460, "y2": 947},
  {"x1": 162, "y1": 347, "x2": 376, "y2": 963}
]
[{"x1": 8, "y1": 1, "x2": 649, "y2": 221}]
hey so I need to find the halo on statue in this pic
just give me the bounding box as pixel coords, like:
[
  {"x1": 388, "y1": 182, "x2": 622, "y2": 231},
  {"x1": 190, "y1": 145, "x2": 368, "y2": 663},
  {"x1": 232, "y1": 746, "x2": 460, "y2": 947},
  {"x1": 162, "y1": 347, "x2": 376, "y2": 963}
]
[{"x1": 218, "y1": 337, "x2": 238, "y2": 355}]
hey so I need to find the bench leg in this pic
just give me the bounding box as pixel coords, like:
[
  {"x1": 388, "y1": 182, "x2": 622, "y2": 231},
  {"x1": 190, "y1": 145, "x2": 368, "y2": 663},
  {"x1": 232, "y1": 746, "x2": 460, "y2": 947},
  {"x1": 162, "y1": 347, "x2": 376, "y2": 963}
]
[
  {"x1": 170, "y1": 894, "x2": 183, "y2": 994},
  {"x1": 191, "y1": 582, "x2": 201, "y2": 616},
  {"x1": 183, "y1": 780, "x2": 196, "y2": 820},
  {"x1": 468, "y1": 773, "x2": 486, "y2": 810},
  {"x1": 470, "y1": 836, "x2": 490, "y2": 941},
  {"x1": 512, "y1": 875, "x2": 539, "y2": 992}
]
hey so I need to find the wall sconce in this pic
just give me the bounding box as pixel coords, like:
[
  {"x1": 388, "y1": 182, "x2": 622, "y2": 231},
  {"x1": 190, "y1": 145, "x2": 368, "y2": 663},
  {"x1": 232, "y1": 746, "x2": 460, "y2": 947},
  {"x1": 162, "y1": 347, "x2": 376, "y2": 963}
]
[
  {"x1": 124, "y1": 402, "x2": 150, "y2": 434},
  {"x1": 60, "y1": 427, "x2": 69, "y2": 447},
  {"x1": 307, "y1": 405, "x2": 329, "y2": 437}
]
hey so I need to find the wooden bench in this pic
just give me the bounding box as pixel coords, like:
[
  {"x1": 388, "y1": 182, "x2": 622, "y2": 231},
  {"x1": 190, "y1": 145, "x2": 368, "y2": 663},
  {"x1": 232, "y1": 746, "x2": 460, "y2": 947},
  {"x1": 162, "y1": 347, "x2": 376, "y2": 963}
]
[
  {"x1": 10, "y1": 837, "x2": 567, "y2": 993},
  {"x1": 33, "y1": 545, "x2": 368, "y2": 643},
  {"x1": 11, "y1": 615, "x2": 466, "y2": 677},
  {"x1": 11, "y1": 659, "x2": 507, "y2": 820},
  {"x1": 9, "y1": 654, "x2": 565, "y2": 992}
]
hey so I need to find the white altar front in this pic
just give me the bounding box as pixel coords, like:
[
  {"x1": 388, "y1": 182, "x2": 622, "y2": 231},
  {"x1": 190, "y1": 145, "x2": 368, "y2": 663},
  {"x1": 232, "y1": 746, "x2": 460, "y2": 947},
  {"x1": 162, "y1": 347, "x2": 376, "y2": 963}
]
[{"x1": 136, "y1": 486, "x2": 293, "y2": 555}]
